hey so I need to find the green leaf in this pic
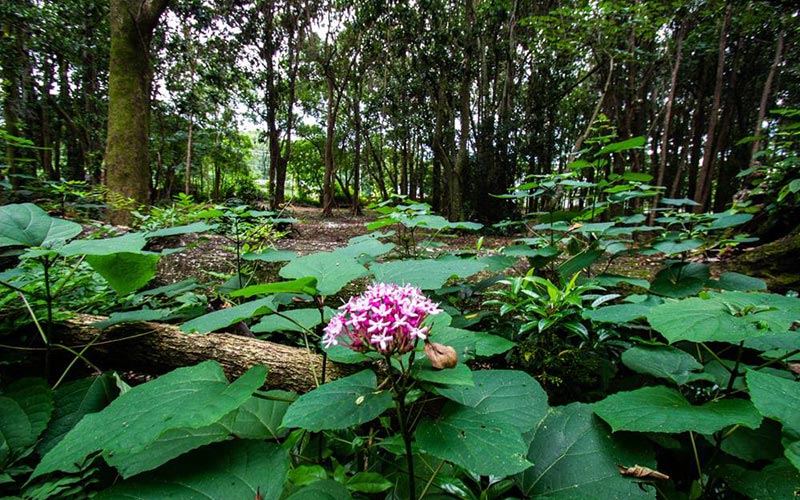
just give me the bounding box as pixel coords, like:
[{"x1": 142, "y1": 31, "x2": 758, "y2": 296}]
[
  {"x1": 346, "y1": 472, "x2": 393, "y2": 493},
  {"x1": 38, "y1": 375, "x2": 118, "y2": 455},
  {"x1": 230, "y1": 393, "x2": 293, "y2": 440},
  {"x1": 717, "y1": 460, "x2": 800, "y2": 500},
  {"x1": 243, "y1": 249, "x2": 297, "y2": 262},
  {"x1": 436, "y1": 370, "x2": 548, "y2": 434},
  {"x1": 516, "y1": 403, "x2": 655, "y2": 500},
  {"x1": 144, "y1": 221, "x2": 218, "y2": 238},
  {"x1": 593, "y1": 386, "x2": 762, "y2": 434},
  {"x1": 661, "y1": 197, "x2": 700, "y2": 206},
  {"x1": 746, "y1": 369, "x2": 800, "y2": 435},
  {"x1": 647, "y1": 292, "x2": 800, "y2": 344},
  {"x1": 590, "y1": 274, "x2": 650, "y2": 290},
  {"x1": 279, "y1": 251, "x2": 368, "y2": 296},
  {"x1": 94, "y1": 441, "x2": 289, "y2": 500},
  {"x1": 181, "y1": 297, "x2": 275, "y2": 334},
  {"x1": 336, "y1": 237, "x2": 395, "y2": 259},
  {"x1": 252, "y1": 307, "x2": 334, "y2": 334},
  {"x1": 410, "y1": 358, "x2": 474, "y2": 386},
  {"x1": 719, "y1": 420, "x2": 784, "y2": 462},
  {"x1": 92, "y1": 309, "x2": 172, "y2": 329},
  {"x1": 0, "y1": 398, "x2": 33, "y2": 457},
  {"x1": 281, "y1": 370, "x2": 393, "y2": 432},
  {"x1": 649, "y1": 262, "x2": 710, "y2": 298},
  {"x1": 430, "y1": 325, "x2": 514, "y2": 361},
  {"x1": 370, "y1": 256, "x2": 486, "y2": 290},
  {"x1": 3, "y1": 378, "x2": 53, "y2": 446},
  {"x1": 85, "y1": 252, "x2": 160, "y2": 295},
  {"x1": 621, "y1": 346, "x2": 714, "y2": 386},
  {"x1": 595, "y1": 136, "x2": 646, "y2": 156},
  {"x1": 60, "y1": 233, "x2": 147, "y2": 256},
  {"x1": 32, "y1": 361, "x2": 267, "y2": 480},
  {"x1": 557, "y1": 247, "x2": 603, "y2": 279},
  {"x1": 652, "y1": 238, "x2": 703, "y2": 255},
  {"x1": 284, "y1": 479, "x2": 353, "y2": 500},
  {"x1": 713, "y1": 272, "x2": 767, "y2": 291},
  {"x1": 289, "y1": 465, "x2": 328, "y2": 486},
  {"x1": 0, "y1": 203, "x2": 82, "y2": 248},
  {"x1": 231, "y1": 277, "x2": 319, "y2": 298},
  {"x1": 584, "y1": 304, "x2": 650, "y2": 323},
  {"x1": 703, "y1": 213, "x2": 753, "y2": 230},
  {"x1": 416, "y1": 403, "x2": 533, "y2": 477}
]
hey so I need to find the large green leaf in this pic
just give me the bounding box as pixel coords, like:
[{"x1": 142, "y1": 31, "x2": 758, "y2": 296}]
[
  {"x1": 584, "y1": 304, "x2": 650, "y2": 323},
  {"x1": 0, "y1": 378, "x2": 53, "y2": 462},
  {"x1": 0, "y1": 203, "x2": 82, "y2": 248},
  {"x1": 410, "y1": 358, "x2": 474, "y2": 386},
  {"x1": 281, "y1": 370, "x2": 393, "y2": 432},
  {"x1": 32, "y1": 361, "x2": 267, "y2": 480},
  {"x1": 60, "y1": 233, "x2": 147, "y2": 256},
  {"x1": 181, "y1": 297, "x2": 275, "y2": 333},
  {"x1": 416, "y1": 403, "x2": 533, "y2": 477},
  {"x1": 85, "y1": 252, "x2": 160, "y2": 295},
  {"x1": 252, "y1": 307, "x2": 334, "y2": 334},
  {"x1": 279, "y1": 250, "x2": 368, "y2": 296},
  {"x1": 94, "y1": 441, "x2": 289, "y2": 500},
  {"x1": 0, "y1": 398, "x2": 32, "y2": 458},
  {"x1": 38, "y1": 375, "x2": 118, "y2": 455},
  {"x1": 3, "y1": 378, "x2": 53, "y2": 446},
  {"x1": 595, "y1": 136, "x2": 646, "y2": 156},
  {"x1": 717, "y1": 460, "x2": 800, "y2": 500},
  {"x1": 746, "y1": 369, "x2": 800, "y2": 435},
  {"x1": 144, "y1": 221, "x2": 218, "y2": 238},
  {"x1": 243, "y1": 249, "x2": 297, "y2": 262},
  {"x1": 436, "y1": 370, "x2": 548, "y2": 434},
  {"x1": 369, "y1": 256, "x2": 486, "y2": 290},
  {"x1": 648, "y1": 292, "x2": 800, "y2": 344},
  {"x1": 718, "y1": 420, "x2": 784, "y2": 463},
  {"x1": 516, "y1": 403, "x2": 655, "y2": 500},
  {"x1": 649, "y1": 262, "x2": 709, "y2": 298},
  {"x1": 231, "y1": 277, "x2": 319, "y2": 298},
  {"x1": 593, "y1": 386, "x2": 762, "y2": 434},
  {"x1": 621, "y1": 346, "x2": 714, "y2": 386}
]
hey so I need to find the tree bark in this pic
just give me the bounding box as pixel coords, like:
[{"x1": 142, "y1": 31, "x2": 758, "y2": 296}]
[
  {"x1": 106, "y1": 0, "x2": 171, "y2": 225},
  {"x1": 651, "y1": 24, "x2": 686, "y2": 223},
  {"x1": 61, "y1": 314, "x2": 358, "y2": 393},
  {"x1": 693, "y1": 3, "x2": 731, "y2": 212},
  {"x1": 750, "y1": 31, "x2": 784, "y2": 167}
]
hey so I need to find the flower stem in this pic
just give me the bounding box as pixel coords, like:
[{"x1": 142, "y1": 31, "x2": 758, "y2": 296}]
[{"x1": 396, "y1": 389, "x2": 416, "y2": 499}]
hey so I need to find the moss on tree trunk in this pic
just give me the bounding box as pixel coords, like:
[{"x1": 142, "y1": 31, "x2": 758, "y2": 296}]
[
  {"x1": 727, "y1": 230, "x2": 800, "y2": 292},
  {"x1": 105, "y1": 0, "x2": 170, "y2": 225}
]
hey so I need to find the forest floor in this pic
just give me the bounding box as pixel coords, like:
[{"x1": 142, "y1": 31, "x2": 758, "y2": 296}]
[
  {"x1": 154, "y1": 203, "x2": 671, "y2": 289},
  {"x1": 155, "y1": 204, "x2": 522, "y2": 286}
]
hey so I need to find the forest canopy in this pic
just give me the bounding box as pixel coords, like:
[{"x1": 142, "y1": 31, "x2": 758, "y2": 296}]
[{"x1": 1, "y1": 0, "x2": 798, "y2": 235}]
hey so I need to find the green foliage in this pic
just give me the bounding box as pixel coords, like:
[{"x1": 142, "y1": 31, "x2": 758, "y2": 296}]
[
  {"x1": 516, "y1": 403, "x2": 656, "y2": 500},
  {"x1": 367, "y1": 198, "x2": 483, "y2": 258}
]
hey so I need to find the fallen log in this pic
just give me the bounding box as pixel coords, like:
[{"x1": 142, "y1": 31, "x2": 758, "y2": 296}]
[{"x1": 60, "y1": 314, "x2": 358, "y2": 392}]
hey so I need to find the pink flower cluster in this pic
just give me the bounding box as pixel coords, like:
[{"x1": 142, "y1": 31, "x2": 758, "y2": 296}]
[{"x1": 323, "y1": 283, "x2": 442, "y2": 355}]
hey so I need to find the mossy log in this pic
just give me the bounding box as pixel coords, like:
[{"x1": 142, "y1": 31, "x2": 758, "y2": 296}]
[
  {"x1": 726, "y1": 231, "x2": 800, "y2": 292},
  {"x1": 61, "y1": 314, "x2": 358, "y2": 392}
]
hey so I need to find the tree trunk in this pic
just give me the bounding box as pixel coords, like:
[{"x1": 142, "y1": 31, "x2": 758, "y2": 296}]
[
  {"x1": 60, "y1": 314, "x2": 358, "y2": 393},
  {"x1": 693, "y1": 3, "x2": 731, "y2": 212},
  {"x1": 750, "y1": 31, "x2": 784, "y2": 167},
  {"x1": 322, "y1": 73, "x2": 337, "y2": 216},
  {"x1": 351, "y1": 89, "x2": 362, "y2": 215},
  {"x1": 651, "y1": 23, "x2": 686, "y2": 223},
  {"x1": 106, "y1": 0, "x2": 171, "y2": 225},
  {"x1": 726, "y1": 230, "x2": 800, "y2": 293}
]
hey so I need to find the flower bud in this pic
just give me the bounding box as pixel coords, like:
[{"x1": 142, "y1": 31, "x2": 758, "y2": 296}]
[{"x1": 425, "y1": 342, "x2": 458, "y2": 370}]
